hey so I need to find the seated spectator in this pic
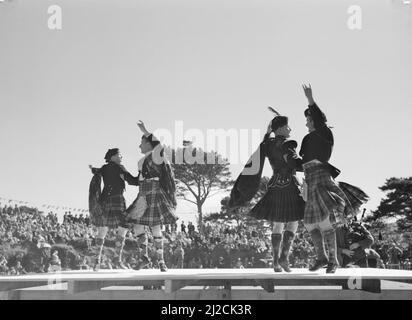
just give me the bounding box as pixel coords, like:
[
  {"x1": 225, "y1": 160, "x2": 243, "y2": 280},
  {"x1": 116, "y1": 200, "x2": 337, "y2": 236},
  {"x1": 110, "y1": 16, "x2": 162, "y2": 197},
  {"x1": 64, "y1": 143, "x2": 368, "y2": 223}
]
[
  {"x1": 0, "y1": 255, "x2": 9, "y2": 275},
  {"x1": 9, "y1": 266, "x2": 17, "y2": 276},
  {"x1": 235, "y1": 258, "x2": 244, "y2": 269},
  {"x1": 402, "y1": 259, "x2": 411, "y2": 270},
  {"x1": 216, "y1": 256, "x2": 225, "y2": 268},
  {"x1": 15, "y1": 261, "x2": 27, "y2": 275},
  {"x1": 49, "y1": 250, "x2": 62, "y2": 272},
  {"x1": 37, "y1": 236, "x2": 52, "y2": 272},
  {"x1": 78, "y1": 257, "x2": 90, "y2": 270}
]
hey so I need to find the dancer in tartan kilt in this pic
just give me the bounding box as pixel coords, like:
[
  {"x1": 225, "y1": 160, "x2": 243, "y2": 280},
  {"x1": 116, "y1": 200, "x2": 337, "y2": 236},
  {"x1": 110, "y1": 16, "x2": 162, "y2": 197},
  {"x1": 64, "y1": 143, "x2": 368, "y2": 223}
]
[
  {"x1": 300, "y1": 84, "x2": 368, "y2": 273},
  {"x1": 229, "y1": 109, "x2": 305, "y2": 273},
  {"x1": 89, "y1": 148, "x2": 139, "y2": 271},
  {"x1": 124, "y1": 120, "x2": 178, "y2": 272}
]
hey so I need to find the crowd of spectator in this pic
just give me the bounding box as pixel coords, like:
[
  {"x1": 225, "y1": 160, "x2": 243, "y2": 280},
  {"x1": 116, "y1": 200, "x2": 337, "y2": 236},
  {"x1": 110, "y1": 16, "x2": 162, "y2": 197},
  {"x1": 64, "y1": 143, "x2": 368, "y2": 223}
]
[{"x1": 0, "y1": 204, "x2": 411, "y2": 276}]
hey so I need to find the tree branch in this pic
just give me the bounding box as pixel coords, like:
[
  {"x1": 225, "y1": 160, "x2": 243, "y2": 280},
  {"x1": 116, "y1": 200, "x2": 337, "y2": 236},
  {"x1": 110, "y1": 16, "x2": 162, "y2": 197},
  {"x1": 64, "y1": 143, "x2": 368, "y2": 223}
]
[{"x1": 180, "y1": 197, "x2": 198, "y2": 205}]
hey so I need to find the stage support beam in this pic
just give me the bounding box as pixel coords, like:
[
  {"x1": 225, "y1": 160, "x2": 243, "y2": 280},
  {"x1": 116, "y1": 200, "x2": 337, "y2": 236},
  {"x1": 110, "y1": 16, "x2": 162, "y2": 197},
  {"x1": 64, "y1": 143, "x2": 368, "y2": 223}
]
[{"x1": 0, "y1": 281, "x2": 55, "y2": 292}]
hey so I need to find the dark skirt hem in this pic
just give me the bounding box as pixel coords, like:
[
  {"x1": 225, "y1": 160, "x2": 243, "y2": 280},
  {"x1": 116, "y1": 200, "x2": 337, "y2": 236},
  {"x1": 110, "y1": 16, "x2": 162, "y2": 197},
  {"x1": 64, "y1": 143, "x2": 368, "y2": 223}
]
[{"x1": 248, "y1": 185, "x2": 305, "y2": 223}]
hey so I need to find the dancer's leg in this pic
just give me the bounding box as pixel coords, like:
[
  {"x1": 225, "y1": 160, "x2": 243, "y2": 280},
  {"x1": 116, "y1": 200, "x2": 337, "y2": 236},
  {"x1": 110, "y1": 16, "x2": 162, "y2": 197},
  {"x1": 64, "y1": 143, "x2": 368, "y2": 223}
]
[
  {"x1": 95, "y1": 227, "x2": 108, "y2": 271},
  {"x1": 134, "y1": 224, "x2": 150, "y2": 269},
  {"x1": 279, "y1": 221, "x2": 298, "y2": 272},
  {"x1": 115, "y1": 227, "x2": 129, "y2": 269},
  {"x1": 153, "y1": 225, "x2": 167, "y2": 272},
  {"x1": 319, "y1": 217, "x2": 339, "y2": 273},
  {"x1": 272, "y1": 223, "x2": 284, "y2": 272},
  {"x1": 305, "y1": 222, "x2": 328, "y2": 271}
]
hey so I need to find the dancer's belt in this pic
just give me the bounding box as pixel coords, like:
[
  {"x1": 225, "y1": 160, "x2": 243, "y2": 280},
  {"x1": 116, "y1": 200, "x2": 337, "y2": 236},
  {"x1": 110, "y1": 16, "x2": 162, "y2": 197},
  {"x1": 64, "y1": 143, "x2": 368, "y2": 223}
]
[{"x1": 303, "y1": 160, "x2": 341, "y2": 179}]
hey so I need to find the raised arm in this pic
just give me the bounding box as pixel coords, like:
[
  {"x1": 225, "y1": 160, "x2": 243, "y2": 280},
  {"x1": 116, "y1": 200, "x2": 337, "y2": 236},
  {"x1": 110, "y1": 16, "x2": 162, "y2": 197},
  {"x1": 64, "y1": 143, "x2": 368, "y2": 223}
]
[
  {"x1": 137, "y1": 120, "x2": 162, "y2": 145},
  {"x1": 118, "y1": 164, "x2": 140, "y2": 186},
  {"x1": 137, "y1": 120, "x2": 151, "y2": 137},
  {"x1": 89, "y1": 165, "x2": 101, "y2": 175},
  {"x1": 302, "y1": 83, "x2": 315, "y2": 106},
  {"x1": 302, "y1": 83, "x2": 328, "y2": 128},
  {"x1": 123, "y1": 171, "x2": 140, "y2": 186}
]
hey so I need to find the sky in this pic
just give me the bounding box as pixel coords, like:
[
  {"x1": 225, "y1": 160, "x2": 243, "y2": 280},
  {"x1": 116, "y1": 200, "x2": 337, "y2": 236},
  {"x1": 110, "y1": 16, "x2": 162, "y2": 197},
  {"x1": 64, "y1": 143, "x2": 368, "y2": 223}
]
[{"x1": 0, "y1": 0, "x2": 411, "y2": 222}]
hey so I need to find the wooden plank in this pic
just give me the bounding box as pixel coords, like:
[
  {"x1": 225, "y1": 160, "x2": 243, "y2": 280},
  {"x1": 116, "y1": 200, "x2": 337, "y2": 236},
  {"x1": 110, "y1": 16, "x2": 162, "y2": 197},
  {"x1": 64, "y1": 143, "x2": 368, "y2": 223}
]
[
  {"x1": 68, "y1": 280, "x2": 108, "y2": 295},
  {"x1": 0, "y1": 268, "x2": 410, "y2": 297},
  {"x1": 0, "y1": 281, "x2": 56, "y2": 292},
  {"x1": 14, "y1": 288, "x2": 412, "y2": 300},
  {"x1": 68, "y1": 280, "x2": 165, "y2": 294},
  {"x1": 164, "y1": 280, "x2": 188, "y2": 294},
  {"x1": 1, "y1": 268, "x2": 412, "y2": 282}
]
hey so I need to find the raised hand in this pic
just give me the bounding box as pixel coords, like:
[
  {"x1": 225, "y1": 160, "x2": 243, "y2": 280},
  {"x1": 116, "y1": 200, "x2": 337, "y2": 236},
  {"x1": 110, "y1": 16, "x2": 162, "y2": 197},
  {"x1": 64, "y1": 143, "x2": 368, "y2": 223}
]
[
  {"x1": 137, "y1": 120, "x2": 149, "y2": 135},
  {"x1": 302, "y1": 83, "x2": 312, "y2": 98},
  {"x1": 88, "y1": 165, "x2": 98, "y2": 174},
  {"x1": 302, "y1": 84, "x2": 315, "y2": 105}
]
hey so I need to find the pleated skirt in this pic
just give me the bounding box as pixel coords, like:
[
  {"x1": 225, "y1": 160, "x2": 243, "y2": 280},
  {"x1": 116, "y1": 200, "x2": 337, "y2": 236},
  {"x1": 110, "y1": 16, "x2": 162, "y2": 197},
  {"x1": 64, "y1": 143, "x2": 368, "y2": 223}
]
[
  {"x1": 249, "y1": 176, "x2": 305, "y2": 223},
  {"x1": 126, "y1": 180, "x2": 178, "y2": 227},
  {"x1": 92, "y1": 194, "x2": 127, "y2": 229},
  {"x1": 303, "y1": 161, "x2": 369, "y2": 226}
]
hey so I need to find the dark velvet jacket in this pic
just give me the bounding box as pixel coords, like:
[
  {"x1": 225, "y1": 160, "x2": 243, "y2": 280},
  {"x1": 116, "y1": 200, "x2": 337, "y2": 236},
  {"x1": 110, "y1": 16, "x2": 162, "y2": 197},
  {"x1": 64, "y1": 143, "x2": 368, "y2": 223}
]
[
  {"x1": 91, "y1": 162, "x2": 139, "y2": 200},
  {"x1": 299, "y1": 103, "x2": 334, "y2": 164},
  {"x1": 228, "y1": 134, "x2": 302, "y2": 208},
  {"x1": 299, "y1": 103, "x2": 341, "y2": 178}
]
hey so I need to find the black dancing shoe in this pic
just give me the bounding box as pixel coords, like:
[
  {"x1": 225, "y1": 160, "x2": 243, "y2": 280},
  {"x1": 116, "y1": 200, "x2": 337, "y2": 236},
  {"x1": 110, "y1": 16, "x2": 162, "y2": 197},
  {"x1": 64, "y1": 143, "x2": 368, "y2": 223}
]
[
  {"x1": 137, "y1": 255, "x2": 151, "y2": 270},
  {"x1": 93, "y1": 259, "x2": 102, "y2": 271},
  {"x1": 326, "y1": 263, "x2": 338, "y2": 274},
  {"x1": 309, "y1": 258, "x2": 329, "y2": 271},
  {"x1": 279, "y1": 258, "x2": 291, "y2": 273},
  {"x1": 273, "y1": 263, "x2": 283, "y2": 273}
]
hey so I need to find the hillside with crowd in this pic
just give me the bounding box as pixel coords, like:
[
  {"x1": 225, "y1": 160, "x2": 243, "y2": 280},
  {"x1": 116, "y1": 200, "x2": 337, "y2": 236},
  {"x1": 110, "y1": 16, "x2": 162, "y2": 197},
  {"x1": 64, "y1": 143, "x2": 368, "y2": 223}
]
[{"x1": 0, "y1": 204, "x2": 411, "y2": 275}]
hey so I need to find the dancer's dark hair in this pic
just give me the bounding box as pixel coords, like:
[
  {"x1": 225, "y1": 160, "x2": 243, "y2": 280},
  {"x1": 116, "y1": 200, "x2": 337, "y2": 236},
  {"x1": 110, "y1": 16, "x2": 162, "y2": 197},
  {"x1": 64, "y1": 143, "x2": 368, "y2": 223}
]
[
  {"x1": 304, "y1": 108, "x2": 327, "y2": 130},
  {"x1": 104, "y1": 148, "x2": 119, "y2": 163},
  {"x1": 142, "y1": 134, "x2": 160, "y2": 149}
]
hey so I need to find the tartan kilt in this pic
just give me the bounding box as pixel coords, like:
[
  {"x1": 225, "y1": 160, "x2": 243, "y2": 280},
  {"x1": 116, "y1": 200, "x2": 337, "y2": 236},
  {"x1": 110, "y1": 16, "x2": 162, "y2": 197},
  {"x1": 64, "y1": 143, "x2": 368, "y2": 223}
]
[
  {"x1": 338, "y1": 181, "x2": 369, "y2": 213},
  {"x1": 126, "y1": 180, "x2": 177, "y2": 227},
  {"x1": 92, "y1": 194, "x2": 127, "y2": 229},
  {"x1": 303, "y1": 162, "x2": 350, "y2": 226},
  {"x1": 249, "y1": 176, "x2": 305, "y2": 222}
]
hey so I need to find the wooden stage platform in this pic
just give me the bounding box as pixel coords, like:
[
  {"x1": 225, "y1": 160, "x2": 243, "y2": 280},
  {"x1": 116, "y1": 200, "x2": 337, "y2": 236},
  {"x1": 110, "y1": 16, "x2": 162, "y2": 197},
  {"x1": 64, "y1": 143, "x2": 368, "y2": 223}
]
[{"x1": 1, "y1": 268, "x2": 412, "y2": 300}]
